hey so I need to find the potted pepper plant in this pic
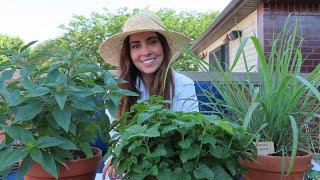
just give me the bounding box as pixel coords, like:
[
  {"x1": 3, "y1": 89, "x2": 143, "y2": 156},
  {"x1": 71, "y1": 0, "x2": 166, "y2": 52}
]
[
  {"x1": 201, "y1": 16, "x2": 320, "y2": 179},
  {"x1": 0, "y1": 41, "x2": 136, "y2": 179}
]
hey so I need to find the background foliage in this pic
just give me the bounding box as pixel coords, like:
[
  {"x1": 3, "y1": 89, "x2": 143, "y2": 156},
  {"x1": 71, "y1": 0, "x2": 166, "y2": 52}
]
[{"x1": 1, "y1": 8, "x2": 218, "y2": 70}]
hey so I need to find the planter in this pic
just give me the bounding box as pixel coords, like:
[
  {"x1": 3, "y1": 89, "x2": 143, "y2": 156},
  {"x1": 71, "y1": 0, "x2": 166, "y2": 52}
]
[
  {"x1": 240, "y1": 151, "x2": 312, "y2": 180},
  {"x1": 24, "y1": 147, "x2": 102, "y2": 180},
  {"x1": 0, "y1": 130, "x2": 5, "y2": 142}
]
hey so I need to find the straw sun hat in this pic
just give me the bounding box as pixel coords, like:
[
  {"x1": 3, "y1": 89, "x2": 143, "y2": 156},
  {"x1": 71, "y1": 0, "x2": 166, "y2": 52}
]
[{"x1": 98, "y1": 11, "x2": 191, "y2": 67}]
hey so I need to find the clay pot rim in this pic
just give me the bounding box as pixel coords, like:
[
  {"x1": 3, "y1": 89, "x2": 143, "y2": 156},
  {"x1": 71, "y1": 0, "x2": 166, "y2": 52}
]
[{"x1": 67, "y1": 146, "x2": 102, "y2": 163}]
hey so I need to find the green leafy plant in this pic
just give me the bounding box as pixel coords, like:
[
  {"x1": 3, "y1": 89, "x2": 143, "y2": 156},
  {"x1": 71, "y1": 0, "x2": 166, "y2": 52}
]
[
  {"x1": 0, "y1": 41, "x2": 137, "y2": 178},
  {"x1": 107, "y1": 96, "x2": 256, "y2": 180},
  {"x1": 197, "y1": 16, "x2": 320, "y2": 175}
]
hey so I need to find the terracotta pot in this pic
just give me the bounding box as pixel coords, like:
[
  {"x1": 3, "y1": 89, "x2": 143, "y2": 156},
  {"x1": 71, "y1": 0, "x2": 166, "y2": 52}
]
[
  {"x1": 24, "y1": 147, "x2": 102, "y2": 180},
  {"x1": 0, "y1": 130, "x2": 5, "y2": 141},
  {"x1": 240, "y1": 151, "x2": 312, "y2": 180}
]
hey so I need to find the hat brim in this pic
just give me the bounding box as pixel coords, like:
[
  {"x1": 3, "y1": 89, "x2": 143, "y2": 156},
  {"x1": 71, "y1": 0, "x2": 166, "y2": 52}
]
[{"x1": 99, "y1": 29, "x2": 191, "y2": 67}]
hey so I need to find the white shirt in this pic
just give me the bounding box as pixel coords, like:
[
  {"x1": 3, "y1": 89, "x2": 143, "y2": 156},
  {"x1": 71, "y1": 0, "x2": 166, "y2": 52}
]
[
  {"x1": 105, "y1": 70, "x2": 199, "y2": 122},
  {"x1": 136, "y1": 70, "x2": 199, "y2": 112}
]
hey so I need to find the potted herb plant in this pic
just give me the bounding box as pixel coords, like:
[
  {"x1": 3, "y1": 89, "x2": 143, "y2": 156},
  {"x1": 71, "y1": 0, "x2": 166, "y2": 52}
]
[
  {"x1": 107, "y1": 96, "x2": 256, "y2": 179},
  {"x1": 202, "y1": 16, "x2": 320, "y2": 179},
  {"x1": 0, "y1": 42, "x2": 136, "y2": 179}
]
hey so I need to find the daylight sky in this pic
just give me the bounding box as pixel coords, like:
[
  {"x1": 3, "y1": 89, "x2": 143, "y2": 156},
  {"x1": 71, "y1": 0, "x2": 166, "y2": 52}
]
[{"x1": 0, "y1": 0, "x2": 231, "y2": 42}]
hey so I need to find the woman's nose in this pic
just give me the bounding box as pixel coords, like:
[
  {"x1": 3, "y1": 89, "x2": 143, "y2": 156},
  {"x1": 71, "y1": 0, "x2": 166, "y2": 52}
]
[{"x1": 141, "y1": 44, "x2": 151, "y2": 56}]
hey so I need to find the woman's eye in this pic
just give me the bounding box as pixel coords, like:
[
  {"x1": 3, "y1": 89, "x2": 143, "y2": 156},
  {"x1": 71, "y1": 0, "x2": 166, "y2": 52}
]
[
  {"x1": 151, "y1": 40, "x2": 158, "y2": 45},
  {"x1": 131, "y1": 44, "x2": 139, "y2": 49}
]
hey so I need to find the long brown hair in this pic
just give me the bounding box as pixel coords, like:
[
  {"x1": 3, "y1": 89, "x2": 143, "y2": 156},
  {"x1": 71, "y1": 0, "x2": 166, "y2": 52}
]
[{"x1": 117, "y1": 32, "x2": 174, "y2": 118}]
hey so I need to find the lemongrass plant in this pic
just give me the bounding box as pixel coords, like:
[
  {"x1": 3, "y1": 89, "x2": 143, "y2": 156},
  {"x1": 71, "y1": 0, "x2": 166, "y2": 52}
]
[{"x1": 188, "y1": 16, "x2": 320, "y2": 175}]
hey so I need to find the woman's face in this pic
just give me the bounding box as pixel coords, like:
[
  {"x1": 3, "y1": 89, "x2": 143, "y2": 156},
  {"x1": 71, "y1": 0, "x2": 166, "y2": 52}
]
[{"x1": 129, "y1": 32, "x2": 164, "y2": 75}]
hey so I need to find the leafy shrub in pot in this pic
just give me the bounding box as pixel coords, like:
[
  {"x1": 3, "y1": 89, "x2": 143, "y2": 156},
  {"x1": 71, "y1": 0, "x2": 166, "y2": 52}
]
[
  {"x1": 0, "y1": 42, "x2": 136, "y2": 179},
  {"x1": 107, "y1": 96, "x2": 256, "y2": 180}
]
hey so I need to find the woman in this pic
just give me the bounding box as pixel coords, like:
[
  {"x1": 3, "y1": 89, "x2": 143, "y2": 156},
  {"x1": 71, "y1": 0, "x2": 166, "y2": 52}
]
[{"x1": 99, "y1": 11, "x2": 199, "y2": 179}]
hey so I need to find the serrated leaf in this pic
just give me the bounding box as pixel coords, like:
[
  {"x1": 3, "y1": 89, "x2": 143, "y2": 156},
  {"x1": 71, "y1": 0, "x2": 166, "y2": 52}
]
[
  {"x1": 42, "y1": 152, "x2": 58, "y2": 179},
  {"x1": 52, "y1": 106, "x2": 71, "y2": 132},
  {"x1": 158, "y1": 169, "x2": 173, "y2": 180},
  {"x1": 30, "y1": 149, "x2": 43, "y2": 165},
  {"x1": 1, "y1": 125, "x2": 32, "y2": 142},
  {"x1": 193, "y1": 164, "x2": 215, "y2": 179},
  {"x1": 210, "y1": 144, "x2": 230, "y2": 159},
  {"x1": 91, "y1": 85, "x2": 104, "y2": 93},
  {"x1": 17, "y1": 155, "x2": 32, "y2": 178},
  {"x1": 3, "y1": 148, "x2": 29, "y2": 167},
  {"x1": 56, "y1": 136, "x2": 78, "y2": 150},
  {"x1": 22, "y1": 80, "x2": 39, "y2": 90},
  {"x1": 13, "y1": 101, "x2": 43, "y2": 123},
  {"x1": 178, "y1": 138, "x2": 193, "y2": 149},
  {"x1": 0, "y1": 69, "x2": 15, "y2": 83},
  {"x1": 116, "y1": 89, "x2": 139, "y2": 96},
  {"x1": 149, "y1": 143, "x2": 167, "y2": 158},
  {"x1": 37, "y1": 136, "x2": 65, "y2": 148},
  {"x1": 78, "y1": 142, "x2": 93, "y2": 157},
  {"x1": 26, "y1": 87, "x2": 51, "y2": 97},
  {"x1": 71, "y1": 96, "x2": 97, "y2": 111},
  {"x1": 135, "y1": 112, "x2": 153, "y2": 124},
  {"x1": 180, "y1": 144, "x2": 201, "y2": 163},
  {"x1": 54, "y1": 92, "x2": 68, "y2": 110},
  {"x1": 128, "y1": 140, "x2": 142, "y2": 152},
  {"x1": 150, "y1": 165, "x2": 158, "y2": 176}
]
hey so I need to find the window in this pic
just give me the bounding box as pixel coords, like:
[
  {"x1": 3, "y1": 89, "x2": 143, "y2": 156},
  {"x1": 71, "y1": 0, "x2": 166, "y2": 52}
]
[{"x1": 209, "y1": 43, "x2": 229, "y2": 71}]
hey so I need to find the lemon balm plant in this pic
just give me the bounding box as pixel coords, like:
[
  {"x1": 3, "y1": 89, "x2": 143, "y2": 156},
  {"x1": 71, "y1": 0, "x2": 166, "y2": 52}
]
[
  {"x1": 0, "y1": 42, "x2": 136, "y2": 179},
  {"x1": 201, "y1": 17, "x2": 320, "y2": 178},
  {"x1": 107, "y1": 96, "x2": 256, "y2": 180}
]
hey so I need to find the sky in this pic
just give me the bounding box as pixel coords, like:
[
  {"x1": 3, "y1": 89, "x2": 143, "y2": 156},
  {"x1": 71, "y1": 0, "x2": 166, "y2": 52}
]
[{"x1": 0, "y1": 0, "x2": 231, "y2": 43}]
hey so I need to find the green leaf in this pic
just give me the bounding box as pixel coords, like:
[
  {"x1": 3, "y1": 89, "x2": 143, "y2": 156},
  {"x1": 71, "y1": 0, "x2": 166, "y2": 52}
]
[
  {"x1": 30, "y1": 149, "x2": 43, "y2": 165},
  {"x1": 78, "y1": 142, "x2": 93, "y2": 157},
  {"x1": 22, "y1": 80, "x2": 39, "y2": 91},
  {"x1": 3, "y1": 148, "x2": 29, "y2": 167},
  {"x1": 193, "y1": 164, "x2": 215, "y2": 179},
  {"x1": 42, "y1": 152, "x2": 58, "y2": 179},
  {"x1": 56, "y1": 137, "x2": 78, "y2": 150},
  {"x1": 135, "y1": 112, "x2": 153, "y2": 124},
  {"x1": 71, "y1": 96, "x2": 97, "y2": 111},
  {"x1": 149, "y1": 143, "x2": 167, "y2": 158},
  {"x1": 0, "y1": 69, "x2": 15, "y2": 83},
  {"x1": 210, "y1": 144, "x2": 230, "y2": 159},
  {"x1": 37, "y1": 136, "x2": 65, "y2": 148},
  {"x1": 150, "y1": 165, "x2": 158, "y2": 176},
  {"x1": 178, "y1": 138, "x2": 193, "y2": 149},
  {"x1": 286, "y1": 115, "x2": 298, "y2": 176},
  {"x1": 21, "y1": 130, "x2": 35, "y2": 146},
  {"x1": 17, "y1": 155, "x2": 33, "y2": 178},
  {"x1": 199, "y1": 135, "x2": 217, "y2": 146},
  {"x1": 55, "y1": 92, "x2": 68, "y2": 110},
  {"x1": 55, "y1": 73, "x2": 67, "y2": 86},
  {"x1": 25, "y1": 87, "x2": 51, "y2": 97},
  {"x1": 116, "y1": 89, "x2": 139, "y2": 96},
  {"x1": 128, "y1": 140, "x2": 142, "y2": 152},
  {"x1": 214, "y1": 120, "x2": 234, "y2": 136},
  {"x1": 180, "y1": 144, "x2": 201, "y2": 163},
  {"x1": 52, "y1": 106, "x2": 71, "y2": 132},
  {"x1": 13, "y1": 101, "x2": 43, "y2": 123},
  {"x1": 91, "y1": 85, "x2": 104, "y2": 93},
  {"x1": 142, "y1": 123, "x2": 160, "y2": 137},
  {"x1": 158, "y1": 169, "x2": 173, "y2": 180},
  {"x1": 1, "y1": 125, "x2": 32, "y2": 142}
]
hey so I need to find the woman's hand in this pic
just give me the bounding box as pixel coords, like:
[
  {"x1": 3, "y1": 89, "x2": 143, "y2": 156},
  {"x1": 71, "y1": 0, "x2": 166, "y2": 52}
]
[{"x1": 102, "y1": 156, "x2": 117, "y2": 180}]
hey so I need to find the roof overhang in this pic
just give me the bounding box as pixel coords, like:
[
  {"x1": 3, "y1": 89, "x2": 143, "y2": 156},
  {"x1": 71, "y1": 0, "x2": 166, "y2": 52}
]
[{"x1": 191, "y1": 0, "x2": 262, "y2": 54}]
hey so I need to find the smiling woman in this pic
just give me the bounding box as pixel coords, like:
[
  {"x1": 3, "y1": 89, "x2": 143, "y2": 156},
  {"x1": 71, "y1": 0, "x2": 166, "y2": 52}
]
[{"x1": 98, "y1": 11, "x2": 200, "y2": 179}]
